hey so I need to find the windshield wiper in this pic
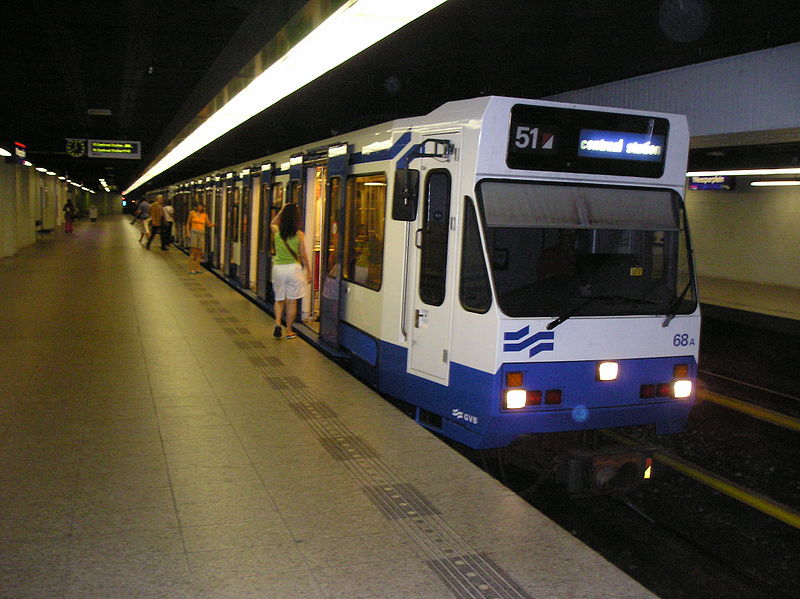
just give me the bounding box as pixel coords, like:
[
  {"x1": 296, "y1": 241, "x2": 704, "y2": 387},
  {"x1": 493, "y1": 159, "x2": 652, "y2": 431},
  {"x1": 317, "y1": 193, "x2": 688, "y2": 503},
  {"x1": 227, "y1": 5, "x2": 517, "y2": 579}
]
[
  {"x1": 661, "y1": 282, "x2": 693, "y2": 327},
  {"x1": 547, "y1": 296, "x2": 656, "y2": 330}
]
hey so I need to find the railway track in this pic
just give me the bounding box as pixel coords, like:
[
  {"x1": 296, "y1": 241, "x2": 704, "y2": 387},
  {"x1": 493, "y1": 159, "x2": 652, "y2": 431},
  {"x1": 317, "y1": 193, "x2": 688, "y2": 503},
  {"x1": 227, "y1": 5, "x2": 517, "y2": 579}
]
[{"x1": 484, "y1": 383, "x2": 800, "y2": 598}]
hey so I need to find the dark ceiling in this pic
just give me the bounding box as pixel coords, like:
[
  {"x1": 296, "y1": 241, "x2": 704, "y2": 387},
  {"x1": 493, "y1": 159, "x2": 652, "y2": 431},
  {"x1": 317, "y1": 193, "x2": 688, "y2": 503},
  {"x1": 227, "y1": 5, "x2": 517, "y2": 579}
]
[{"x1": 4, "y1": 0, "x2": 800, "y2": 196}]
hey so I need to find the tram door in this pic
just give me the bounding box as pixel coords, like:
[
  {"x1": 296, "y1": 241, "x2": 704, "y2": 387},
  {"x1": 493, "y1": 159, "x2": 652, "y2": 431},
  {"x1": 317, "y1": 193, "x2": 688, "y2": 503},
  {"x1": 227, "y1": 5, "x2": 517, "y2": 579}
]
[
  {"x1": 224, "y1": 175, "x2": 241, "y2": 279},
  {"x1": 256, "y1": 167, "x2": 274, "y2": 300},
  {"x1": 233, "y1": 174, "x2": 252, "y2": 289},
  {"x1": 407, "y1": 136, "x2": 459, "y2": 384},
  {"x1": 320, "y1": 147, "x2": 348, "y2": 346},
  {"x1": 301, "y1": 164, "x2": 327, "y2": 331},
  {"x1": 216, "y1": 177, "x2": 231, "y2": 270}
]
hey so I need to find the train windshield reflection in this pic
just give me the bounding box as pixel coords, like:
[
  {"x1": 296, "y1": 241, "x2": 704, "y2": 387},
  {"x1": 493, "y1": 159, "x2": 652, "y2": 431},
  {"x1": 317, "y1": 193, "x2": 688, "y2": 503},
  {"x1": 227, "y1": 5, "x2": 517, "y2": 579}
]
[{"x1": 476, "y1": 180, "x2": 696, "y2": 318}]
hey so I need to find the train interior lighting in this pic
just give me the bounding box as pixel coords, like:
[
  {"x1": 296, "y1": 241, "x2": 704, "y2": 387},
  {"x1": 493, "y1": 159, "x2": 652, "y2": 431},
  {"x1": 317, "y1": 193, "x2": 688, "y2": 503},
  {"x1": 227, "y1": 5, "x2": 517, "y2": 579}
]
[
  {"x1": 750, "y1": 180, "x2": 800, "y2": 186},
  {"x1": 0, "y1": 147, "x2": 11, "y2": 157},
  {"x1": 123, "y1": 0, "x2": 448, "y2": 195},
  {"x1": 597, "y1": 361, "x2": 619, "y2": 381},
  {"x1": 687, "y1": 167, "x2": 800, "y2": 177}
]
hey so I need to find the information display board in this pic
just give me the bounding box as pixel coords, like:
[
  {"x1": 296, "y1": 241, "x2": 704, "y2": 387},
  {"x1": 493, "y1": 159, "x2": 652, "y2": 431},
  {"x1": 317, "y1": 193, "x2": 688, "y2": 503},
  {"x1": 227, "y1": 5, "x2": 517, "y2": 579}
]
[{"x1": 506, "y1": 104, "x2": 669, "y2": 178}]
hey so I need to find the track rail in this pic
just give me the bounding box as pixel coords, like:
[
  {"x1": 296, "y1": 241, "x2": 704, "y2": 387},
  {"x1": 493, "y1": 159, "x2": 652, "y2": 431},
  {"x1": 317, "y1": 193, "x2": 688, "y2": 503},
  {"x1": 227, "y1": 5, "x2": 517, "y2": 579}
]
[
  {"x1": 601, "y1": 428, "x2": 800, "y2": 530},
  {"x1": 697, "y1": 388, "x2": 800, "y2": 432}
]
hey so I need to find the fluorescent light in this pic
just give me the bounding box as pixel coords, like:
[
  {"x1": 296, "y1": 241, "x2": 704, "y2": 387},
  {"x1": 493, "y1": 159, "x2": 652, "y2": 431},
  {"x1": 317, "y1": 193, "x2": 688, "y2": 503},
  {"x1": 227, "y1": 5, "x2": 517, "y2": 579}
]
[
  {"x1": 0, "y1": 147, "x2": 11, "y2": 157},
  {"x1": 750, "y1": 180, "x2": 800, "y2": 187},
  {"x1": 36, "y1": 166, "x2": 47, "y2": 173},
  {"x1": 46, "y1": 171, "x2": 56, "y2": 176},
  {"x1": 123, "y1": 0, "x2": 448, "y2": 195},
  {"x1": 687, "y1": 167, "x2": 800, "y2": 177},
  {"x1": 23, "y1": 161, "x2": 33, "y2": 167}
]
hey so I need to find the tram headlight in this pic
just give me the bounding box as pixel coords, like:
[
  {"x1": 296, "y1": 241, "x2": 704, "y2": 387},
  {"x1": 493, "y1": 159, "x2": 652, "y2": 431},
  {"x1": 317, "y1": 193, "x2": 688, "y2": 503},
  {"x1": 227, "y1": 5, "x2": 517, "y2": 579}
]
[
  {"x1": 505, "y1": 389, "x2": 527, "y2": 409},
  {"x1": 673, "y1": 379, "x2": 693, "y2": 399},
  {"x1": 596, "y1": 361, "x2": 619, "y2": 381}
]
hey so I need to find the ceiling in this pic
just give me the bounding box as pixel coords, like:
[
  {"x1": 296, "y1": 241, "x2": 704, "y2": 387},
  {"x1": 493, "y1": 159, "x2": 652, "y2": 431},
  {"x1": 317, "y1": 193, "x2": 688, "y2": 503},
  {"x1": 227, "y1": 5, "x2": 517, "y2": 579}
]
[{"x1": 4, "y1": 0, "x2": 800, "y2": 195}]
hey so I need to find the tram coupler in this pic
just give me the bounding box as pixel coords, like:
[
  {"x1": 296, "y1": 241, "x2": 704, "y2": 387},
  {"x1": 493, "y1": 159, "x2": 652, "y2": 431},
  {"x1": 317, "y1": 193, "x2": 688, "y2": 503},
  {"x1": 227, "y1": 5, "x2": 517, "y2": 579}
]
[{"x1": 556, "y1": 445, "x2": 654, "y2": 496}]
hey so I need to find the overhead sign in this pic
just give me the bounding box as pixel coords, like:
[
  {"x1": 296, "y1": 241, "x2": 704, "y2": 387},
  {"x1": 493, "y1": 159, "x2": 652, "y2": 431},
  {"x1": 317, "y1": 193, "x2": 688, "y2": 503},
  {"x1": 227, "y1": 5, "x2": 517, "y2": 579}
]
[
  {"x1": 578, "y1": 130, "x2": 665, "y2": 162},
  {"x1": 87, "y1": 139, "x2": 141, "y2": 159},
  {"x1": 688, "y1": 175, "x2": 735, "y2": 190},
  {"x1": 506, "y1": 104, "x2": 669, "y2": 178},
  {"x1": 14, "y1": 141, "x2": 26, "y2": 164}
]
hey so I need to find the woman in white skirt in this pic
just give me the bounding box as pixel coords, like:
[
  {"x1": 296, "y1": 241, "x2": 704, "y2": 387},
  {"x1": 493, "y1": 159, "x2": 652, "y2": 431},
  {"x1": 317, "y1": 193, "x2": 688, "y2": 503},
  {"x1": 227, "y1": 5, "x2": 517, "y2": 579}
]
[{"x1": 270, "y1": 204, "x2": 310, "y2": 339}]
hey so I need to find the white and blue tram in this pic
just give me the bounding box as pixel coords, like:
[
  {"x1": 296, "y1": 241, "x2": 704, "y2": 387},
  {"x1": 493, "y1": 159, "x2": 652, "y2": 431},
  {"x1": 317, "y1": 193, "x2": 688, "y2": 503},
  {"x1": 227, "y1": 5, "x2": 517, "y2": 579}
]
[{"x1": 167, "y1": 96, "x2": 699, "y2": 451}]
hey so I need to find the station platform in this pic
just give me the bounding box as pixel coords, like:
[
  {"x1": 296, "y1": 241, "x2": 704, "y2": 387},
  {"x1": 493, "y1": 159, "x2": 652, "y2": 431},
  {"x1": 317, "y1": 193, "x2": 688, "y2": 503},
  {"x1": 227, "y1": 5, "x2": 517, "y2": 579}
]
[
  {"x1": 0, "y1": 216, "x2": 656, "y2": 599},
  {"x1": 698, "y1": 275, "x2": 800, "y2": 323}
]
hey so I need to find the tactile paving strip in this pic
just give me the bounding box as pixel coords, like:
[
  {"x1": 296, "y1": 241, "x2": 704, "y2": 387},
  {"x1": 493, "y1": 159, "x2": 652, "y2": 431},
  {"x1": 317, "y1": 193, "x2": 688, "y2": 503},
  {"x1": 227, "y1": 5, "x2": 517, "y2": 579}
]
[
  {"x1": 362, "y1": 482, "x2": 440, "y2": 519},
  {"x1": 183, "y1": 267, "x2": 533, "y2": 599}
]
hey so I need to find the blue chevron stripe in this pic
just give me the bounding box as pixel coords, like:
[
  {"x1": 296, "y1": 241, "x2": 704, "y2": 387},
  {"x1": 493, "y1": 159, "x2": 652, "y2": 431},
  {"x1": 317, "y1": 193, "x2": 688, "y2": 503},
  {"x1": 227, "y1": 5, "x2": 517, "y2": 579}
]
[
  {"x1": 503, "y1": 326, "x2": 530, "y2": 341},
  {"x1": 529, "y1": 342, "x2": 554, "y2": 357},
  {"x1": 503, "y1": 330, "x2": 555, "y2": 353}
]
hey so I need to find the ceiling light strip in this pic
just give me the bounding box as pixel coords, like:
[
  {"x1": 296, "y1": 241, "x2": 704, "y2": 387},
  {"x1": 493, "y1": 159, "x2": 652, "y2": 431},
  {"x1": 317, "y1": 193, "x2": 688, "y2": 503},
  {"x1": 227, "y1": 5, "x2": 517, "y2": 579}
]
[
  {"x1": 687, "y1": 167, "x2": 800, "y2": 177},
  {"x1": 123, "y1": 0, "x2": 447, "y2": 195}
]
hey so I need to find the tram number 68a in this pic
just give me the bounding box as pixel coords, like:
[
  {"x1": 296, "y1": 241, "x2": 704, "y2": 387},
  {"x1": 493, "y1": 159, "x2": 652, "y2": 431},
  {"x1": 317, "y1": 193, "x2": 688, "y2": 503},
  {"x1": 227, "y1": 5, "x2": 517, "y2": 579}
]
[{"x1": 673, "y1": 334, "x2": 695, "y2": 347}]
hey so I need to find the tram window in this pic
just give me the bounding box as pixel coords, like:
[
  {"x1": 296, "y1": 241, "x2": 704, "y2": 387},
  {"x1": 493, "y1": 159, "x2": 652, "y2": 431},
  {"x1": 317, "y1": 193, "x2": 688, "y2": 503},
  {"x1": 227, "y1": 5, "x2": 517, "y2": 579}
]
[
  {"x1": 419, "y1": 170, "x2": 451, "y2": 306},
  {"x1": 344, "y1": 174, "x2": 386, "y2": 290},
  {"x1": 272, "y1": 183, "x2": 285, "y2": 209},
  {"x1": 477, "y1": 180, "x2": 696, "y2": 318},
  {"x1": 289, "y1": 181, "x2": 301, "y2": 206},
  {"x1": 460, "y1": 199, "x2": 492, "y2": 313}
]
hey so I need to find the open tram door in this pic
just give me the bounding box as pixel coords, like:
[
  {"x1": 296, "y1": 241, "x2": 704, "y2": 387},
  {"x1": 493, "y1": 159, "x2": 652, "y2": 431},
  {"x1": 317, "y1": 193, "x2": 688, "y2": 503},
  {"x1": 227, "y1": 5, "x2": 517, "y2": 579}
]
[
  {"x1": 229, "y1": 168, "x2": 254, "y2": 289},
  {"x1": 403, "y1": 135, "x2": 460, "y2": 384},
  {"x1": 218, "y1": 173, "x2": 234, "y2": 271},
  {"x1": 319, "y1": 144, "x2": 349, "y2": 347},
  {"x1": 298, "y1": 152, "x2": 327, "y2": 328},
  {"x1": 208, "y1": 176, "x2": 223, "y2": 269},
  {"x1": 255, "y1": 164, "x2": 275, "y2": 301},
  {"x1": 224, "y1": 171, "x2": 246, "y2": 283}
]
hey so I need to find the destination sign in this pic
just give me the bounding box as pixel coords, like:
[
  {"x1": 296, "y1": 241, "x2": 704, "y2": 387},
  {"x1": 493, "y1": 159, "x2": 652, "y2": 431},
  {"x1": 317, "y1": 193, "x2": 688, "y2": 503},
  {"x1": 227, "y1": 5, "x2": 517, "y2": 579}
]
[
  {"x1": 87, "y1": 139, "x2": 141, "y2": 160},
  {"x1": 506, "y1": 104, "x2": 669, "y2": 178},
  {"x1": 578, "y1": 130, "x2": 665, "y2": 162}
]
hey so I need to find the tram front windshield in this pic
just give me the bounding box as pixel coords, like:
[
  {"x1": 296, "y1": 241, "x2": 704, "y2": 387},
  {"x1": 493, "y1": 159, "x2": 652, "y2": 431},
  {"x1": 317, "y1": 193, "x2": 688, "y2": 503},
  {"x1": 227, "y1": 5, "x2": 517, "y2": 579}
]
[{"x1": 477, "y1": 181, "x2": 697, "y2": 318}]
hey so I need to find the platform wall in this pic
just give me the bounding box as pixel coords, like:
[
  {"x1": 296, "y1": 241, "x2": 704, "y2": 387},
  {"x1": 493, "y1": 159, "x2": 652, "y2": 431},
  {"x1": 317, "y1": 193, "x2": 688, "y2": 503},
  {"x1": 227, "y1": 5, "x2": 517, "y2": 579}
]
[
  {"x1": 687, "y1": 180, "x2": 800, "y2": 289},
  {"x1": 545, "y1": 43, "x2": 800, "y2": 138}
]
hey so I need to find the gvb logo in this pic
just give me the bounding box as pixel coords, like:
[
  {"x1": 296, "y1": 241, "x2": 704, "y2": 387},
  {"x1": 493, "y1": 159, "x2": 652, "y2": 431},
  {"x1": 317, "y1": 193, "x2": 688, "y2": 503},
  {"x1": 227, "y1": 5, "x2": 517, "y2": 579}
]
[{"x1": 503, "y1": 326, "x2": 555, "y2": 357}]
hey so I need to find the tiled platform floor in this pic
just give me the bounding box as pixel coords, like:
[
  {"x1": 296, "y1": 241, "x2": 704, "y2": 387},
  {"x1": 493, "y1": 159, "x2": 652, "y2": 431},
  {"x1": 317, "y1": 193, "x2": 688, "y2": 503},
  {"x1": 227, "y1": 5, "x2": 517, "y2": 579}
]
[{"x1": 0, "y1": 217, "x2": 655, "y2": 598}]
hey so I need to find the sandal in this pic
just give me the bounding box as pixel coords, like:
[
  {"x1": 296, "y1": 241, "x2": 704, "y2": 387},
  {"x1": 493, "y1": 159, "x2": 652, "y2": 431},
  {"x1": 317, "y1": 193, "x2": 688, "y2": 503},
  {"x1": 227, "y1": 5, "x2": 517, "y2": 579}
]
[{"x1": 284, "y1": 333, "x2": 297, "y2": 339}]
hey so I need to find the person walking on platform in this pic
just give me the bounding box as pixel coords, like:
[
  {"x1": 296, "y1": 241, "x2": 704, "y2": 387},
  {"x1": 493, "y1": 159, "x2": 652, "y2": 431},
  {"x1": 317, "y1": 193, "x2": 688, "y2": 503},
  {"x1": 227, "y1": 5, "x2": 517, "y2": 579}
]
[
  {"x1": 161, "y1": 200, "x2": 175, "y2": 250},
  {"x1": 145, "y1": 196, "x2": 164, "y2": 250},
  {"x1": 63, "y1": 199, "x2": 76, "y2": 233},
  {"x1": 270, "y1": 203, "x2": 310, "y2": 339},
  {"x1": 185, "y1": 202, "x2": 215, "y2": 274},
  {"x1": 132, "y1": 198, "x2": 150, "y2": 243}
]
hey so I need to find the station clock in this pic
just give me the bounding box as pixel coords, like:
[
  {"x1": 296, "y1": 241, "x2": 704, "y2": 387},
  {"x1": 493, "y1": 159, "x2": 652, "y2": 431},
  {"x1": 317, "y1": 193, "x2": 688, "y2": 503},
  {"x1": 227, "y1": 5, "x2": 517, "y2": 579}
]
[{"x1": 66, "y1": 138, "x2": 87, "y2": 158}]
